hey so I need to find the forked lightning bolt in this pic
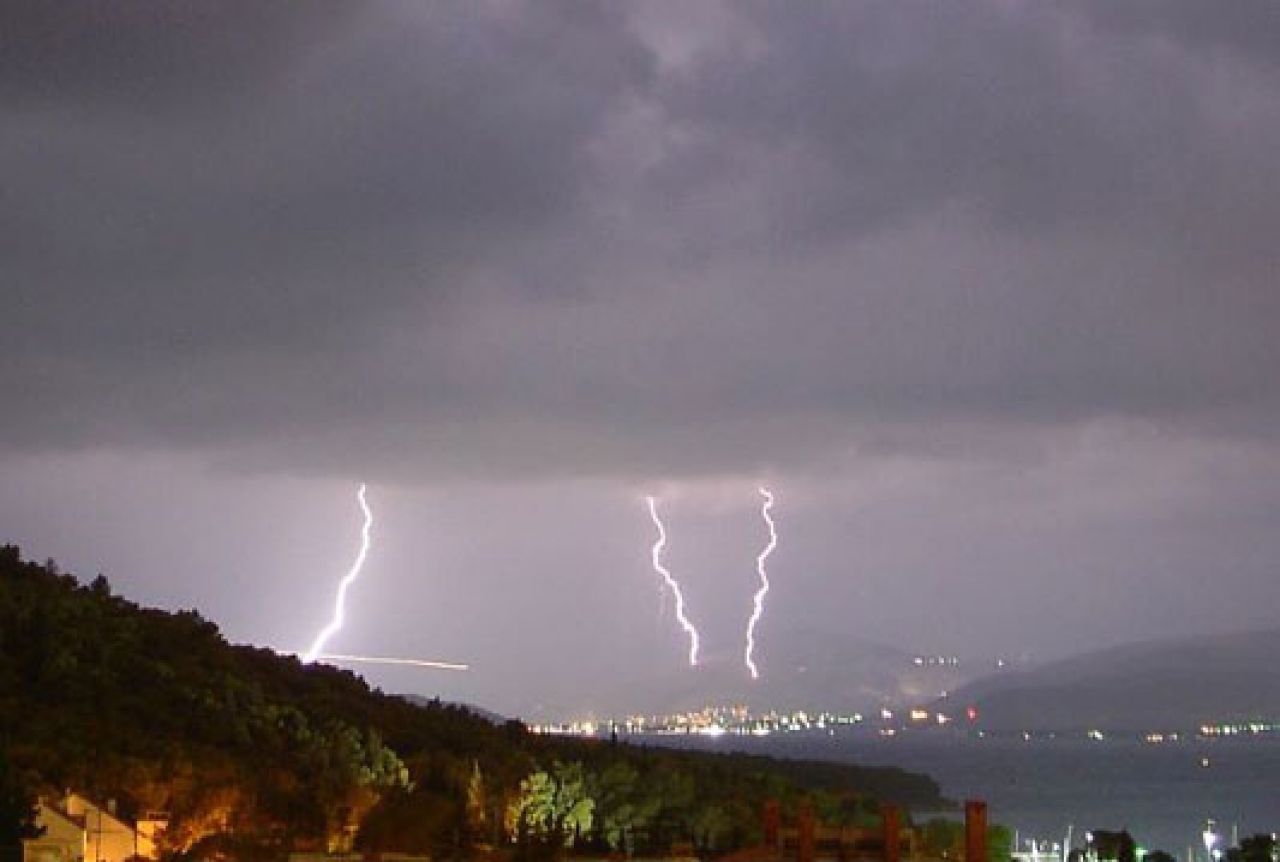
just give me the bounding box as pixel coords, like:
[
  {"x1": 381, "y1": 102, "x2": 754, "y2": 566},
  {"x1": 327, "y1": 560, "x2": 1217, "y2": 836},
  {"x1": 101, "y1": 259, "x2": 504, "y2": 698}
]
[
  {"x1": 646, "y1": 496, "x2": 702, "y2": 667},
  {"x1": 744, "y1": 486, "x2": 777, "y2": 680},
  {"x1": 304, "y1": 483, "x2": 374, "y2": 663}
]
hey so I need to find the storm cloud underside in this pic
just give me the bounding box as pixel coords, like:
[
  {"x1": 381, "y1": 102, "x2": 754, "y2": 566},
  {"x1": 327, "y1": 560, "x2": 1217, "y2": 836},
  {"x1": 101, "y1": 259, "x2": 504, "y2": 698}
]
[{"x1": 3, "y1": 1, "x2": 1280, "y2": 715}]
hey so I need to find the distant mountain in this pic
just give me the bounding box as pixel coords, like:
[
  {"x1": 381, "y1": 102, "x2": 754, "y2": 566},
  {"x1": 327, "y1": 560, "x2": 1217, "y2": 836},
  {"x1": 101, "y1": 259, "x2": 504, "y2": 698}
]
[
  {"x1": 935, "y1": 629, "x2": 1280, "y2": 733},
  {"x1": 614, "y1": 628, "x2": 989, "y2": 717}
]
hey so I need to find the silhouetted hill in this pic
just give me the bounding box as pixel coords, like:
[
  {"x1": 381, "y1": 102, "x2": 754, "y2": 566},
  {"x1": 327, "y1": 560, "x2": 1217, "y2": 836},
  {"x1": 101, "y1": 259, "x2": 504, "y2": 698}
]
[
  {"x1": 606, "y1": 628, "x2": 985, "y2": 718},
  {"x1": 937, "y1": 630, "x2": 1280, "y2": 733},
  {"x1": 400, "y1": 694, "x2": 507, "y2": 725},
  {"x1": 0, "y1": 545, "x2": 944, "y2": 858}
]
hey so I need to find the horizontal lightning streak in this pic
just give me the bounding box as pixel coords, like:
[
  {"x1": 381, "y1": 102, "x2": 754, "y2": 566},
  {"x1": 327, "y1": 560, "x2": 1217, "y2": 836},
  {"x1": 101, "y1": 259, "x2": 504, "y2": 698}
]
[{"x1": 315, "y1": 653, "x2": 469, "y2": 671}]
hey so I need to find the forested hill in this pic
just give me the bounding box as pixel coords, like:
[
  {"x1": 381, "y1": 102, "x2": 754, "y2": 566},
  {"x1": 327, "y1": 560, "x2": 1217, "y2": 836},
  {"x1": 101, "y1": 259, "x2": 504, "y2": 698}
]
[
  {"x1": 0, "y1": 546, "x2": 943, "y2": 859},
  {"x1": 938, "y1": 629, "x2": 1280, "y2": 733}
]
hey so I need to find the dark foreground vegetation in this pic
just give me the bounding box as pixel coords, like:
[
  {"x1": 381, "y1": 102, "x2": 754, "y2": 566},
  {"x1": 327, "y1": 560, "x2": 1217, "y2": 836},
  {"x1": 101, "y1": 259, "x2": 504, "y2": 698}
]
[
  {"x1": 1077, "y1": 830, "x2": 1278, "y2": 862},
  {"x1": 0, "y1": 546, "x2": 944, "y2": 859}
]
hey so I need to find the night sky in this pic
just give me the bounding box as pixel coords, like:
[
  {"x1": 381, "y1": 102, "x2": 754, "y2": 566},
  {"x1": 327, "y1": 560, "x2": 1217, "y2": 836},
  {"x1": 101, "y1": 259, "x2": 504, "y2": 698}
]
[{"x1": 3, "y1": 1, "x2": 1280, "y2": 718}]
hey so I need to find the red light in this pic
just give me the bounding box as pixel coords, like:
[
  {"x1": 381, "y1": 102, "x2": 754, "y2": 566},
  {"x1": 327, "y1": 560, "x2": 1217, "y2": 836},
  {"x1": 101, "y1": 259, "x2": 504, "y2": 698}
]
[{"x1": 966, "y1": 706, "x2": 979, "y2": 722}]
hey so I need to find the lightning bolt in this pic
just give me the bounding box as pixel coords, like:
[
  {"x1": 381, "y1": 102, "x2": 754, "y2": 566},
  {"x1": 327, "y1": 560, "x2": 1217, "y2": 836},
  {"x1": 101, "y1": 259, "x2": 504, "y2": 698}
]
[
  {"x1": 744, "y1": 486, "x2": 777, "y2": 680},
  {"x1": 646, "y1": 496, "x2": 701, "y2": 667},
  {"x1": 314, "y1": 653, "x2": 469, "y2": 671},
  {"x1": 303, "y1": 483, "x2": 374, "y2": 663}
]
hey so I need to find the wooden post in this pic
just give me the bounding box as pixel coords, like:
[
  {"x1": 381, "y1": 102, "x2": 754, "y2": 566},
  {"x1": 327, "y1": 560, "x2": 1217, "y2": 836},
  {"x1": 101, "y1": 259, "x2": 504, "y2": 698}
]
[
  {"x1": 882, "y1": 804, "x2": 902, "y2": 862},
  {"x1": 798, "y1": 802, "x2": 816, "y2": 862},
  {"x1": 965, "y1": 800, "x2": 988, "y2": 862},
  {"x1": 765, "y1": 799, "x2": 782, "y2": 849}
]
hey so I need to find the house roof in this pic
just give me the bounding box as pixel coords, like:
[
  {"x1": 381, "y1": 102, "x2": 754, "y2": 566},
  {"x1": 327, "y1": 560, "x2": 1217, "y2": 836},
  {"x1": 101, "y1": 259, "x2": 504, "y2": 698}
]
[{"x1": 38, "y1": 800, "x2": 87, "y2": 832}]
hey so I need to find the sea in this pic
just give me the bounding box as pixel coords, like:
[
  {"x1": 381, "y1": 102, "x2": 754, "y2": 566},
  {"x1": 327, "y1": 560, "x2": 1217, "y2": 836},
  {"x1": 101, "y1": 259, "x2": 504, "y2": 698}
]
[{"x1": 644, "y1": 731, "x2": 1280, "y2": 859}]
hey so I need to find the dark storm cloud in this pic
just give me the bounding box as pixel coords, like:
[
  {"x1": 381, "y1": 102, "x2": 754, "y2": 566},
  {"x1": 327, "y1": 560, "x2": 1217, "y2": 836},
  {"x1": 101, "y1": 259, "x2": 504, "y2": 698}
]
[
  {"x1": 7, "y1": 2, "x2": 1280, "y2": 716},
  {"x1": 3, "y1": 1, "x2": 1279, "y2": 480},
  {"x1": 1075, "y1": 0, "x2": 1280, "y2": 67},
  {"x1": 658, "y1": 3, "x2": 1137, "y2": 234},
  {"x1": 0, "y1": 1, "x2": 352, "y2": 110},
  {"x1": 657, "y1": 2, "x2": 1280, "y2": 270},
  {"x1": 2, "y1": 0, "x2": 648, "y2": 351}
]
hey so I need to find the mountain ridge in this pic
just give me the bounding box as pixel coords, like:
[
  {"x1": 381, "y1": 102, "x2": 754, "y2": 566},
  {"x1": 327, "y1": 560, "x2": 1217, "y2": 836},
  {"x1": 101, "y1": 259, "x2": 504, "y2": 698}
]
[{"x1": 936, "y1": 628, "x2": 1280, "y2": 732}]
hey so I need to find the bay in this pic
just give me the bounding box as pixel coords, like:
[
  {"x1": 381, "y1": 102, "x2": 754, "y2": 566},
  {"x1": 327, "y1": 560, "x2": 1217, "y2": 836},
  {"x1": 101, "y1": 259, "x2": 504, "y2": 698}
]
[{"x1": 645, "y1": 731, "x2": 1280, "y2": 858}]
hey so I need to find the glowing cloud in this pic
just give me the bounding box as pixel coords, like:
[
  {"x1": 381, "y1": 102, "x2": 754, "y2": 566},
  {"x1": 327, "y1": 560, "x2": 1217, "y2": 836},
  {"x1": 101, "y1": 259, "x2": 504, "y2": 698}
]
[
  {"x1": 744, "y1": 486, "x2": 777, "y2": 680},
  {"x1": 303, "y1": 483, "x2": 374, "y2": 663},
  {"x1": 646, "y1": 496, "x2": 702, "y2": 666}
]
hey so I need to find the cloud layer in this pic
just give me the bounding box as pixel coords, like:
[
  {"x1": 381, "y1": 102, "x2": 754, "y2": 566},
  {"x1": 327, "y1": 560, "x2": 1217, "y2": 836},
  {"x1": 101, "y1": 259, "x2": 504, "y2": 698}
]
[
  {"x1": 5, "y1": 2, "x2": 1280, "y2": 714},
  {"x1": 5, "y1": 1, "x2": 1278, "y2": 482}
]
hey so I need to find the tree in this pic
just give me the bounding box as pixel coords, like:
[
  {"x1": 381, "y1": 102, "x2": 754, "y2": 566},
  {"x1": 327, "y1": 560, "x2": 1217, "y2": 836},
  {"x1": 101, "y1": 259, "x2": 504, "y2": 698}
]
[
  {"x1": 691, "y1": 803, "x2": 736, "y2": 853},
  {"x1": 590, "y1": 761, "x2": 660, "y2": 853},
  {"x1": 1237, "y1": 835, "x2": 1276, "y2": 862},
  {"x1": 0, "y1": 748, "x2": 41, "y2": 852},
  {"x1": 921, "y1": 819, "x2": 1012, "y2": 862},
  {"x1": 1090, "y1": 830, "x2": 1137, "y2": 862},
  {"x1": 989, "y1": 823, "x2": 1013, "y2": 862},
  {"x1": 921, "y1": 818, "x2": 964, "y2": 859},
  {"x1": 506, "y1": 763, "x2": 594, "y2": 849},
  {"x1": 356, "y1": 787, "x2": 461, "y2": 857},
  {"x1": 465, "y1": 761, "x2": 487, "y2": 844}
]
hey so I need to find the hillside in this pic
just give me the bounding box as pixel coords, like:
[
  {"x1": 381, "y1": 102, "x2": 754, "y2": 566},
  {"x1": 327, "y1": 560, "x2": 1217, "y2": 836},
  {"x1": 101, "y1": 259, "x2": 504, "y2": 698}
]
[
  {"x1": 0, "y1": 546, "x2": 943, "y2": 859},
  {"x1": 937, "y1": 630, "x2": 1280, "y2": 733},
  {"x1": 625, "y1": 628, "x2": 979, "y2": 718}
]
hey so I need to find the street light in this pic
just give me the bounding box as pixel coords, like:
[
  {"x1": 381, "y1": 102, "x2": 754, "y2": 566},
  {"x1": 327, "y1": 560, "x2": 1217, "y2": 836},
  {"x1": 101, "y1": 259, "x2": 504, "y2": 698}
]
[{"x1": 1203, "y1": 820, "x2": 1221, "y2": 862}]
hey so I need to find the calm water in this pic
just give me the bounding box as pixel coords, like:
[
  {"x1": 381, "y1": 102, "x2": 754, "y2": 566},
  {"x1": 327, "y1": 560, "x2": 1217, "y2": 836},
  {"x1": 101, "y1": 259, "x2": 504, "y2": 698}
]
[{"x1": 648, "y1": 732, "x2": 1280, "y2": 857}]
